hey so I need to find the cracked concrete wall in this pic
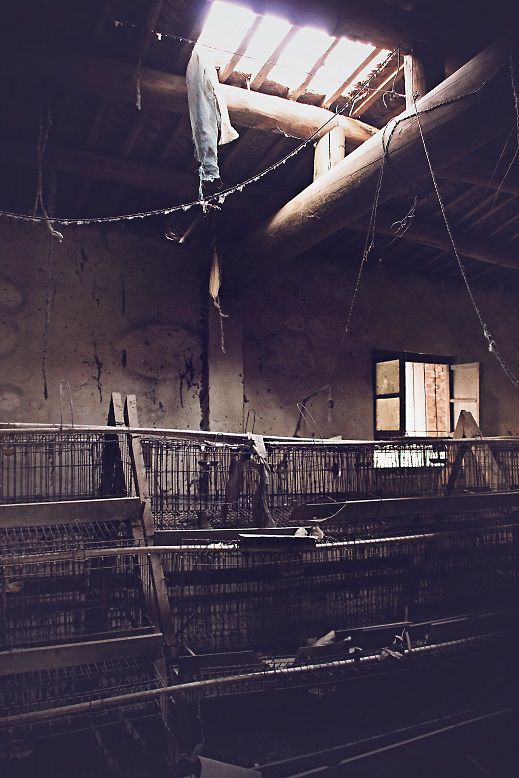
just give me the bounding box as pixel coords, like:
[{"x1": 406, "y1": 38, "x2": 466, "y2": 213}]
[
  {"x1": 241, "y1": 259, "x2": 519, "y2": 438},
  {"x1": 0, "y1": 220, "x2": 204, "y2": 427}
]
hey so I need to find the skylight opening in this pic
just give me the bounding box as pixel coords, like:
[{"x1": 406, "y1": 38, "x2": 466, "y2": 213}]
[
  {"x1": 198, "y1": 0, "x2": 390, "y2": 101},
  {"x1": 307, "y1": 37, "x2": 375, "y2": 96},
  {"x1": 237, "y1": 15, "x2": 293, "y2": 81},
  {"x1": 267, "y1": 26, "x2": 335, "y2": 90},
  {"x1": 198, "y1": 0, "x2": 256, "y2": 69}
]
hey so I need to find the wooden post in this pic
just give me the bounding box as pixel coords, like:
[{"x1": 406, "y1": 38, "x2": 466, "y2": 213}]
[
  {"x1": 446, "y1": 410, "x2": 509, "y2": 492},
  {"x1": 313, "y1": 127, "x2": 346, "y2": 181},
  {"x1": 124, "y1": 395, "x2": 177, "y2": 651},
  {"x1": 404, "y1": 46, "x2": 445, "y2": 109},
  {"x1": 123, "y1": 394, "x2": 181, "y2": 771}
]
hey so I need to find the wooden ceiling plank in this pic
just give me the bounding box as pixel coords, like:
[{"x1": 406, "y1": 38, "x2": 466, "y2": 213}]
[
  {"x1": 440, "y1": 155, "x2": 519, "y2": 196},
  {"x1": 288, "y1": 37, "x2": 340, "y2": 101},
  {"x1": 321, "y1": 47, "x2": 383, "y2": 109},
  {"x1": 352, "y1": 213, "x2": 519, "y2": 270},
  {"x1": 218, "y1": 16, "x2": 263, "y2": 83},
  {"x1": 2, "y1": 141, "x2": 274, "y2": 209}
]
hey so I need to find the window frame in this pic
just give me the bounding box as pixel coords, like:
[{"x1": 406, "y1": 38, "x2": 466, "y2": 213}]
[{"x1": 372, "y1": 349, "x2": 456, "y2": 439}]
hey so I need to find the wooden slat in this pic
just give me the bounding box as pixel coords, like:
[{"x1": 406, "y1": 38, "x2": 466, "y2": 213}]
[
  {"x1": 0, "y1": 633, "x2": 163, "y2": 677},
  {"x1": 154, "y1": 526, "x2": 310, "y2": 544},
  {"x1": 0, "y1": 496, "x2": 141, "y2": 528},
  {"x1": 288, "y1": 38, "x2": 339, "y2": 101},
  {"x1": 322, "y1": 47, "x2": 383, "y2": 109},
  {"x1": 291, "y1": 490, "x2": 519, "y2": 523},
  {"x1": 350, "y1": 61, "x2": 404, "y2": 117},
  {"x1": 125, "y1": 395, "x2": 177, "y2": 651},
  {"x1": 249, "y1": 26, "x2": 297, "y2": 91},
  {"x1": 218, "y1": 16, "x2": 263, "y2": 83}
]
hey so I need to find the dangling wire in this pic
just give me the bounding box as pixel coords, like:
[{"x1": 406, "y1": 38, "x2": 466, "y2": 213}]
[
  {"x1": 33, "y1": 103, "x2": 63, "y2": 242},
  {"x1": 410, "y1": 61, "x2": 519, "y2": 391}
]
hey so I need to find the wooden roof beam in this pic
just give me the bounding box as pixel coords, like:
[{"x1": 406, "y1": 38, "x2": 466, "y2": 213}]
[
  {"x1": 0, "y1": 141, "x2": 272, "y2": 210},
  {"x1": 288, "y1": 38, "x2": 340, "y2": 102},
  {"x1": 350, "y1": 60, "x2": 405, "y2": 117},
  {"x1": 439, "y1": 155, "x2": 519, "y2": 196},
  {"x1": 228, "y1": 37, "x2": 514, "y2": 286},
  {"x1": 218, "y1": 16, "x2": 263, "y2": 83},
  {"x1": 249, "y1": 27, "x2": 297, "y2": 90},
  {"x1": 351, "y1": 213, "x2": 519, "y2": 271},
  {"x1": 3, "y1": 49, "x2": 376, "y2": 147},
  {"x1": 321, "y1": 47, "x2": 383, "y2": 109}
]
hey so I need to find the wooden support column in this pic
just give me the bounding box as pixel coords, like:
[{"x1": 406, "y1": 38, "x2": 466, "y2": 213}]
[
  {"x1": 404, "y1": 46, "x2": 445, "y2": 109},
  {"x1": 124, "y1": 395, "x2": 177, "y2": 651},
  {"x1": 313, "y1": 127, "x2": 346, "y2": 181}
]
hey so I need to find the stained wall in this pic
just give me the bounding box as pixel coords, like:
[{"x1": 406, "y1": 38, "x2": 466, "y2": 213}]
[{"x1": 0, "y1": 220, "x2": 204, "y2": 427}]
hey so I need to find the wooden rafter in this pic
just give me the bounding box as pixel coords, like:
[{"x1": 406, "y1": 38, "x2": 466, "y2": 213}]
[
  {"x1": 350, "y1": 213, "x2": 519, "y2": 271},
  {"x1": 288, "y1": 37, "x2": 340, "y2": 101},
  {"x1": 218, "y1": 15, "x2": 263, "y2": 83},
  {"x1": 249, "y1": 27, "x2": 298, "y2": 90},
  {"x1": 350, "y1": 60, "x2": 405, "y2": 117},
  {"x1": 321, "y1": 47, "x2": 383, "y2": 108},
  {"x1": 440, "y1": 155, "x2": 519, "y2": 196},
  {"x1": 0, "y1": 141, "x2": 273, "y2": 207}
]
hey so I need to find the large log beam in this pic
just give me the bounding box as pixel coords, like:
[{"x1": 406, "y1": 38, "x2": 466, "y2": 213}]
[
  {"x1": 2, "y1": 49, "x2": 376, "y2": 147},
  {"x1": 351, "y1": 214, "x2": 519, "y2": 270},
  {"x1": 229, "y1": 38, "x2": 515, "y2": 285}
]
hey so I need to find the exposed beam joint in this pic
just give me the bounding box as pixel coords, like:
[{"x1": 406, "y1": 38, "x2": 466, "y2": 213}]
[{"x1": 228, "y1": 37, "x2": 513, "y2": 287}]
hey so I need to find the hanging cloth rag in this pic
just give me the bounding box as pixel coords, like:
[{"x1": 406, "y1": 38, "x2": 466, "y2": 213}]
[{"x1": 186, "y1": 43, "x2": 239, "y2": 186}]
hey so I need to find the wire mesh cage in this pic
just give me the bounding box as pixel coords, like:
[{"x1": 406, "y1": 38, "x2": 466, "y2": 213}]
[
  {"x1": 161, "y1": 524, "x2": 519, "y2": 653},
  {"x1": 141, "y1": 436, "x2": 519, "y2": 530},
  {"x1": 0, "y1": 432, "x2": 134, "y2": 504},
  {"x1": 0, "y1": 552, "x2": 152, "y2": 650}
]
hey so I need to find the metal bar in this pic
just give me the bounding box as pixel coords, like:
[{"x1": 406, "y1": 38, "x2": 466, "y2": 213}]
[
  {"x1": 4, "y1": 521, "x2": 518, "y2": 564},
  {"x1": 0, "y1": 633, "x2": 501, "y2": 729},
  {"x1": 3, "y1": 423, "x2": 519, "y2": 445}
]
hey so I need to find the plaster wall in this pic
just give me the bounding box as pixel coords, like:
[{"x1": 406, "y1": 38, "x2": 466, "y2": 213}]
[
  {"x1": 0, "y1": 220, "x2": 203, "y2": 427},
  {"x1": 240, "y1": 257, "x2": 519, "y2": 438}
]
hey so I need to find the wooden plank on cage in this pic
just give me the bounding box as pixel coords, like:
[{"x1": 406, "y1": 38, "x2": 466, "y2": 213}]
[
  {"x1": 446, "y1": 410, "x2": 509, "y2": 491},
  {"x1": 155, "y1": 526, "x2": 311, "y2": 543},
  {"x1": 124, "y1": 394, "x2": 177, "y2": 651},
  {"x1": 0, "y1": 633, "x2": 163, "y2": 677},
  {"x1": 0, "y1": 496, "x2": 141, "y2": 528}
]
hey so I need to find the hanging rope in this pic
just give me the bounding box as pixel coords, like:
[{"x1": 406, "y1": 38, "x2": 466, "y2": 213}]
[{"x1": 410, "y1": 60, "x2": 519, "y2": 391}]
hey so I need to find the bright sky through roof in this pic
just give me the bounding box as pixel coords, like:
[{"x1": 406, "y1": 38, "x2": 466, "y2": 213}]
[{"x1": 198, "y1": 0, "x2": 389, "y2": 100}]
